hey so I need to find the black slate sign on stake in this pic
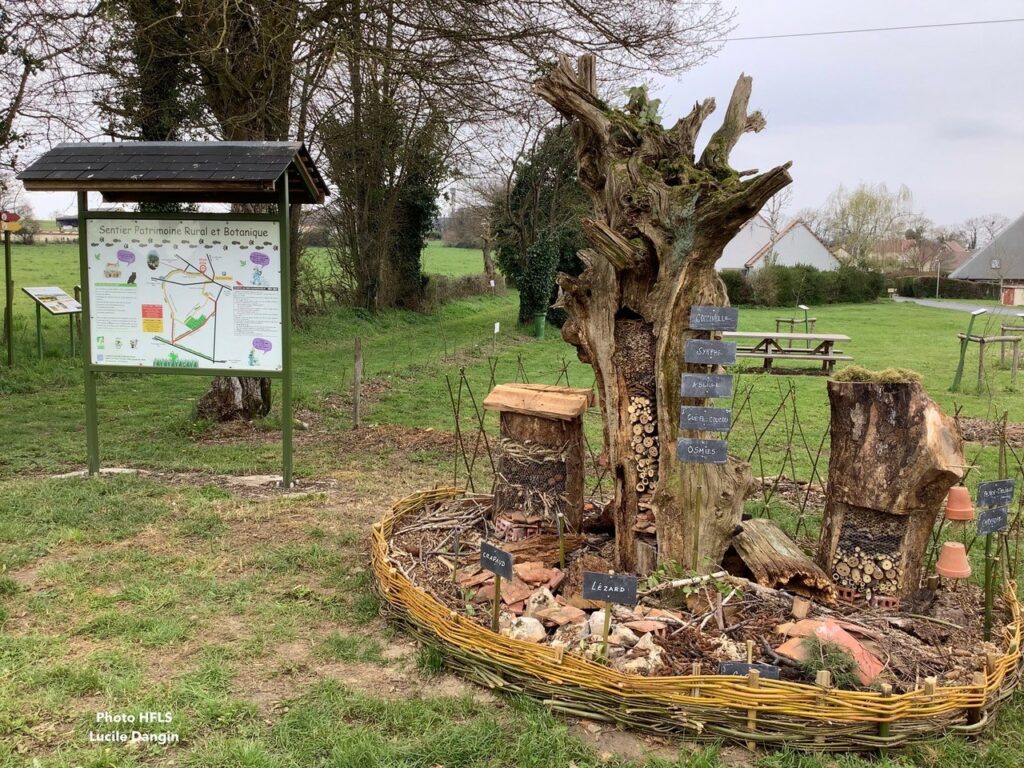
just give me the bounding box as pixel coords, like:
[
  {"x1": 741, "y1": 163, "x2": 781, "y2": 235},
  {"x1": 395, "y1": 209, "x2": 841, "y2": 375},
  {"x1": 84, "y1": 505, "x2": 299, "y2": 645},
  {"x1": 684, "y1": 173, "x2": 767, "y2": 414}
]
[
  {"x1": 684, "y1": 339, "x2": 737, "y2": 366},
  {"x1": 480, "y1": 540, "x2": 514, "y2": 580},
  {"x1": 680, "y1": 406, "x2": 731, "y2": 433},
  {"x1": 977, "y1": 506, "x2": 1010, "y2": 535},
  {"x1": 676, "y1": 437, "x2": 729, "y2": 464},
  {"x1": 680, "y1": 373, "x2": 733, "y2": 399},
  {"x1": 977, "y1": 479, "x2": 1015, "y2": 510},
  {"x1": 718, "y1": 661, "x2": 782, "y2": 680},
  {"x1": 582, "y1": 571, "x2": 638, "y2": 605},
  {"x1": 689, "y1": 306, "x2": 738, "y2": 331}
]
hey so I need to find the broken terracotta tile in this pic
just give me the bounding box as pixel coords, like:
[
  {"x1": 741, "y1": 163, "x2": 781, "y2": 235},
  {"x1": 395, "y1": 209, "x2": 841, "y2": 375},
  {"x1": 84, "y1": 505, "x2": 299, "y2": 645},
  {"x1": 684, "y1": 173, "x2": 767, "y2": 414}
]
[
  {"x1": 500, "y1": 578, "x2": 534, "y2": 606},
  {"x1": 515, "y1": 561, "x2": 553, "y2": 585},
  {"x1": 774, "y1": 619, "x2": 884, "y2": 686},
  {"x1": 547, "y1": 568, "x2": 565, "y2": 591},
  {"x1": 458, "y1": 569, "x2": 494, "y2": 589},
  {"x1": 623, "y1": 620, "x2": 668, "y2": 636},
  {"x1": 536, "y1": 605, "x2": 587, "y2": 626}
]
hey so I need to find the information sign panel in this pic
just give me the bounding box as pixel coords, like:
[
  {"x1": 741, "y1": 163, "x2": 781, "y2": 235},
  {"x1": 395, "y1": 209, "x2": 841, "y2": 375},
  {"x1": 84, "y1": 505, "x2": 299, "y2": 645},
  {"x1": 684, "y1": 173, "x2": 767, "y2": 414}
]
[{"x1": 85, "y1": 218, "x2": 282, "y2": 371}]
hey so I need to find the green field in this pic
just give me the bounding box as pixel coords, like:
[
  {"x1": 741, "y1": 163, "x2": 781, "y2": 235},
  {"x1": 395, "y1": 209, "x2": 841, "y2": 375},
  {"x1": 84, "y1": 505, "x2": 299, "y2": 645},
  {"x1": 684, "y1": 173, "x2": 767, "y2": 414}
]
[{"x1": 1, "y1": 240, "x2": 1022, "y2": 766}]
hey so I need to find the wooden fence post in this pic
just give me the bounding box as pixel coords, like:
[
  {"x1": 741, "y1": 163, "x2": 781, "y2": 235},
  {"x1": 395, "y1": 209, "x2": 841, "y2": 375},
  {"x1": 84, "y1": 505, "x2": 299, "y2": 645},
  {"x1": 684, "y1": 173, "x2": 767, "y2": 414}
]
[{"x1": 353, "y1": 336, "x2": 363, "y2": 429}]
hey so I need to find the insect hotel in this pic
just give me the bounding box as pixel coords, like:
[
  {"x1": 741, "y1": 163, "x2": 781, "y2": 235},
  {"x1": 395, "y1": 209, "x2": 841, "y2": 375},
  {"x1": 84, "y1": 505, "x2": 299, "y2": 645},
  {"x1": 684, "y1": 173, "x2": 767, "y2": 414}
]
[{"x1": 482, "y1": 383, "x2": 593, "y2": 536}]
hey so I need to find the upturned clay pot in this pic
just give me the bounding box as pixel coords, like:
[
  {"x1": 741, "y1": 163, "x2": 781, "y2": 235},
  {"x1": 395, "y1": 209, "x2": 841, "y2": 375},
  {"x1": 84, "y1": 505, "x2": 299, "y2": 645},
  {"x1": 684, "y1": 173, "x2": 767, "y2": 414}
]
[
  {"x1": 944, "y1": 486, "x2": 974, "y2": 521},
  {"x1": 935, "y1": 542, "x2": 972, "y2": 579}
]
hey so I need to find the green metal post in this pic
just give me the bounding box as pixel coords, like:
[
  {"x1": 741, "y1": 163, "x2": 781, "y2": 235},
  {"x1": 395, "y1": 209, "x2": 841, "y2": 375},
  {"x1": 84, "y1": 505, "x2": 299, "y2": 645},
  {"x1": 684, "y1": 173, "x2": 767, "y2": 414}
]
[
  {"x1": 78, "y1": 193, "x2": 100, "y2": 476},
  {"x1": 4, "y1": 230, "x2": 12, "y2": 366},
  {"x1": 278, "y1": 182, "x2": 293, "y2": 488},
  {"x1": 36, "y1": 302, "x2": 42, "y2": 360}
]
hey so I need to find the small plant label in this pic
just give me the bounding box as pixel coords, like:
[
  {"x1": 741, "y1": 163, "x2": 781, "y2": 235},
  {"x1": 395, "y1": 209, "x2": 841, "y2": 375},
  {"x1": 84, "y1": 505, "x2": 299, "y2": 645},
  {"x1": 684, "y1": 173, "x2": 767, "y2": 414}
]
[
  {"x1": 480, "y1": 540, "x2": 513, "y2": 580},
  {"x1": 717, "y1": 661, "x2": 781, "y2": 680},
  {"x1": 676, "y1": 437, "x2": 728, "y2": 464},
  {"x1": 680, "y1": 406, "x2": 731, "y2": 432},
  {"x1": 689, "y1": 306, "x2": 738, "y2": 331},
  {"x1": 582, "y1": 571, "x2": 638, "y2": 605},
  {"x1": 684, "y1": 339, "x2": 736, "y2": 366},
  {"x1": 977, "y1": 479, "x2": 1015, "y2": 509},
  {"x1": 680, "y1": 373, "x2": 733, "y2": 398},
  {"x1": 977, "y1": 505, "x2": 1009, "y2": 535}
]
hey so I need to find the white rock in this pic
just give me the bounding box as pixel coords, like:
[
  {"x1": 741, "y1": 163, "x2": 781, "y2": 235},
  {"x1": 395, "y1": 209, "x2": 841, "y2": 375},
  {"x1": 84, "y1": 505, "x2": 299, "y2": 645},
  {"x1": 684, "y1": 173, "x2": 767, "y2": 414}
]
[
  {"x1": 504, "y1": 616, "x2": 547, "y2": 643},
  {"x1": 609, "y1": 624, "x2": 639, "y2": 647},
  {"x1": 634, "y1": 632, "x2": 659, "y2": 652},
  {"x1": 552, "y1": 620, "x2": 587, "y2": 646},
  {"x1": 525, "y1": 588, "x2": 557, "y2": 617}
]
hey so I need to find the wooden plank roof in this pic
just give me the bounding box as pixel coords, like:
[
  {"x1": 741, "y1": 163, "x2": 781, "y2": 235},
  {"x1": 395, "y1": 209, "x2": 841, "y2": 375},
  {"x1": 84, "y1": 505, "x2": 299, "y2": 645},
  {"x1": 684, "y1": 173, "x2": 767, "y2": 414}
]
[
  {"x1": 483, "y1": 383, "x2": 595, "y2": 420},
  {"x1": 17, "y1": 142, "x2": 328, "y2": 205}
]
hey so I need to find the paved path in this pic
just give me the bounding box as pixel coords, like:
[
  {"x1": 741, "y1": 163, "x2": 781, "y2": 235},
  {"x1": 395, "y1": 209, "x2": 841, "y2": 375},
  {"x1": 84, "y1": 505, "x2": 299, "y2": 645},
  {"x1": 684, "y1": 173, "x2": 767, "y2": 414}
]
[{"x1": 893, "y1": 296, "x2": 1024, "y2": 317}]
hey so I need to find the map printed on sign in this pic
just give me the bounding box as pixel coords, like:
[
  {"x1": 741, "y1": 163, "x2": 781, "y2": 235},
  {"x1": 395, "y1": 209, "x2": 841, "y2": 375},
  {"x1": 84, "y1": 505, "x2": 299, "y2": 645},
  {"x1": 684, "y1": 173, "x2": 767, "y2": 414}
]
[{"x1": 85, "y1": 218, "x2": 282, "y2": 371}]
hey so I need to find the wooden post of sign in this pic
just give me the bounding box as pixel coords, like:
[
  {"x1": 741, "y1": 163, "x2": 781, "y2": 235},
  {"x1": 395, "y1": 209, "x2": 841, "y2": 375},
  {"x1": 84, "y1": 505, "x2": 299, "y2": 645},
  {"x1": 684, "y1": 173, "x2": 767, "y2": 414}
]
[
  {"x1": 491, "y1": 573, "x2": 502, "y2": 632},
  {"x1": 353, "y1": 336, "x2": 363, "y2": 429},
  {"x1": 601, "y1": 596, "x2": 612, "y2": 660},
  {"x1": 3, "y1": 229, "x2": 12, "y2": 367},
  {"x1": 35, "y1": 302, "x2": 43, "y2": 360}
]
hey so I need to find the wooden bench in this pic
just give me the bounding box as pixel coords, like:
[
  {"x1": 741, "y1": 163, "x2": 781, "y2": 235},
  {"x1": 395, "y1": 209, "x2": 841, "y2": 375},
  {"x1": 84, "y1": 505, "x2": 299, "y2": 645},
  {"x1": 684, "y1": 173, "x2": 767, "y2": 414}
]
[{"x1": 723, "y1": 331, "x2": 852, "y2": 373}]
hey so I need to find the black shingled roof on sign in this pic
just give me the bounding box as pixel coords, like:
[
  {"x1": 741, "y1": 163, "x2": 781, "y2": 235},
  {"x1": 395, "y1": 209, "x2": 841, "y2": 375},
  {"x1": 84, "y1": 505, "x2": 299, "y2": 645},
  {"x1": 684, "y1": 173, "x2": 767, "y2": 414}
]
[{"x1": 17, "y1": 142, "x2": 328, "y2": 205}]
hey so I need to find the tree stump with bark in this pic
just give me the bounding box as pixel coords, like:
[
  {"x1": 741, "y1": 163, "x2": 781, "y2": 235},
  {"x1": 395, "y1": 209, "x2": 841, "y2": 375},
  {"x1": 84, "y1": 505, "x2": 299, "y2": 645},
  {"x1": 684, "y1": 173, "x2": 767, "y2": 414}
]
[
  {"x1": 195, "y1": 376, "x2": 272, "y2": 421},
  {"x1": 817, "y1": 378, "x2": 964, "y2": 599},
  {"x1": 535, "y1": 55, "x2": 792, "y2": 572}
]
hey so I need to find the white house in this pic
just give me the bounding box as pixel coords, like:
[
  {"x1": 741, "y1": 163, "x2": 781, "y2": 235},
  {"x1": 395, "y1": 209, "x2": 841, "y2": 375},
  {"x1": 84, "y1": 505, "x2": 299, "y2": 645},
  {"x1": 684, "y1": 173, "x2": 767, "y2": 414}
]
[
  {"x1": 718, "y1": 216, "x2": 840, "y2": 272},
  {"x1": 718, "y1": 215, "x2": 774, "y2": 270}
]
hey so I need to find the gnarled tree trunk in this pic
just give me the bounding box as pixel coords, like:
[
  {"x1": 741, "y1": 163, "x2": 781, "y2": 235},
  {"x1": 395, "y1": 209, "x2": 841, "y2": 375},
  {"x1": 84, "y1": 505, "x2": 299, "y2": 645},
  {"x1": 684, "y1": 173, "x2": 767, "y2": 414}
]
[{"x1": 535, "y1": 56, "x2": 792, "y2": 572}]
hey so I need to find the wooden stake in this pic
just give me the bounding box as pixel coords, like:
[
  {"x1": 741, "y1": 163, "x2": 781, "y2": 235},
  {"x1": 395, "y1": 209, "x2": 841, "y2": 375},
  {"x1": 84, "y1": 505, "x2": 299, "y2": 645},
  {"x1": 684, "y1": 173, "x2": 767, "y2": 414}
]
[
  {"x1": 491, "y1": 573, "x2": 502, "y2": 632},
  {"x1": 746, "y1": 668, "x2": 760, "y2": 752},
  {"x1": 878, "y1": 683, "x2": 893, "y2": 753},
  {"x1": 966, "y1": 671, "x2": 987, "y2": 725},
  {"x1": 814, "y1": 670, "x2": 831, "y2": 747},
  {"x1": 452, "y1": 526, "x2": 460, "y2": 585},
  {"x1": 353, "y1": 336, "x2": 363, "y2": 429},
  {"x1": 556, "y1": 512, "x2": 566, "y2": 571}
]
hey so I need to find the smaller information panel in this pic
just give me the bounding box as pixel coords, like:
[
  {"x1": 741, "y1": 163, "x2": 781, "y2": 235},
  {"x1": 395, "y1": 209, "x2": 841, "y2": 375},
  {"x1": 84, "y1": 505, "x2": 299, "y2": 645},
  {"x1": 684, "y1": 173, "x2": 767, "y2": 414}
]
[
  {"x1": 22, "y1": 286, "x2": 81, "y2": 315},
  {"x1": 582, "y1": 571, "x2": 638, "y2": 605}
]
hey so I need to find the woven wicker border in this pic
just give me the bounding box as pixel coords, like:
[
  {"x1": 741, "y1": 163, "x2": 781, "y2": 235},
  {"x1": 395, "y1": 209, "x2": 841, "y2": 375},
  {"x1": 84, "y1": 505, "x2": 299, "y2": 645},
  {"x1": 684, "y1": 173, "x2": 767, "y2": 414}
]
[{"x1": 371, "y1": 487, "x2": 1024, "y2": 750}]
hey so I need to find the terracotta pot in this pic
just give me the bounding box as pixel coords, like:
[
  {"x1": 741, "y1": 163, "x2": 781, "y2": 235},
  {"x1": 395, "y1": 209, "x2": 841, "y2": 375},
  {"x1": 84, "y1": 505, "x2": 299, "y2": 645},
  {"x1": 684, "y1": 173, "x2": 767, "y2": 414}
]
[
  {"x1": 944, "y1": 486, "x2": 974, "y2": 521},
  {"x1": 935, "y1": 542, "x2": 972, "y2": 579}
]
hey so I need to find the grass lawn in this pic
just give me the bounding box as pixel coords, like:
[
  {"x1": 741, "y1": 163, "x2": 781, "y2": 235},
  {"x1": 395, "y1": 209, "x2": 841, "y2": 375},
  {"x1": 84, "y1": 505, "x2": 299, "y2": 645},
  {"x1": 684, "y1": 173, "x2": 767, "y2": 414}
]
[{"x1": 1, "y1": 241, "x2": 1023, "y2": 765}]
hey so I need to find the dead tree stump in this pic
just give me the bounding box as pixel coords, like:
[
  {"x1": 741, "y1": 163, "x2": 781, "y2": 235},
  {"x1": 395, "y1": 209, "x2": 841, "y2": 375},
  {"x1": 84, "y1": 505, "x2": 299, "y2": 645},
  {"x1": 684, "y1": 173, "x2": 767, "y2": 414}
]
[{"x1": 818, "y1": 379, "x2": 964, "y2": 599}]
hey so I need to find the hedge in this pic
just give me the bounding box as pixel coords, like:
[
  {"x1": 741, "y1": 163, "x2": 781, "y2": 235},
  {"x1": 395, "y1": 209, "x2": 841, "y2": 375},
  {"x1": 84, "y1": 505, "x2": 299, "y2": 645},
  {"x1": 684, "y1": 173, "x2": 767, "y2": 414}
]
[
  {"x1": 720, "y1": 265, "x2": 886, "y2": 307},
  {"x1": 895, "y1": 277, "x2": 1000, "y2": 300}
]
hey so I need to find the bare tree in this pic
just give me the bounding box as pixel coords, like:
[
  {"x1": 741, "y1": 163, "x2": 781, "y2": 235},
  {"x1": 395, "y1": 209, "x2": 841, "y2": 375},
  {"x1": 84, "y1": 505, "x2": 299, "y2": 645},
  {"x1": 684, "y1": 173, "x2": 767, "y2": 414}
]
[
  {"x1": 760, "y1": 188, "x2": 792, "y2": 267},
  {"x1": 960, "y1": 213, "x2": 1010, "y2": 250}
]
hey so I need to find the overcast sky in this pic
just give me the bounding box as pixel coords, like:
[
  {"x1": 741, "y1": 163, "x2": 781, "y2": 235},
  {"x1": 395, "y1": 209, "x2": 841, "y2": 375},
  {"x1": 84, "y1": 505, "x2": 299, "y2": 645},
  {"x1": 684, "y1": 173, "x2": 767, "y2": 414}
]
[
  {"x1": 24, "y1": 2, "x2": 1024, "y2": 227},
  {"x1": 661, "y1": 1, "x2": 1023, "y2": 227}
]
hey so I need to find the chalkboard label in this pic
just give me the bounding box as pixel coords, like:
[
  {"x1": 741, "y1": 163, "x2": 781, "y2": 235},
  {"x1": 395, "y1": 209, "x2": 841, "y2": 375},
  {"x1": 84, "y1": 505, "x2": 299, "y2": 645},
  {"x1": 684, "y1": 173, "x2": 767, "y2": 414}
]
[
  {"x1": 685, "y1": 339, "x2": 737, "y2": 366},
  {"x1": 977, "y1": 479, "x2": 1015, "y2": 509},
  {"x1": 717, "y1": 661, "x2": 782, "y2": 680},
  {"x1": 680, "y1": 406, "x2": 731, "y2": 432},
  {"x1": 480, "y1": 540, "x2": 514, "y2": 580},
  {"x1": 676, "y1": 438, "x2": 729, "y2": 464},
  {"x1": 977, "y1": 506, "x2": 1010, "y2": 535},
  {"x1": 582, "y1": 571, "x2": 638, "y2": 605},
  {"x1": 680, "y1": 373, "x2": 733, "y2": 399},
  {"x1": 689, "y1": 306, "x2": 738, "y2": 331}
]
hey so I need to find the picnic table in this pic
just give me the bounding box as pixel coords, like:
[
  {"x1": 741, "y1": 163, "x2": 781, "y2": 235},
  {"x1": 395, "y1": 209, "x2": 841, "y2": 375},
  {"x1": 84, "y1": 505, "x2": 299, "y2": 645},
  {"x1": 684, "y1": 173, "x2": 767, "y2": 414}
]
[{"x1": 722, "y1": 331, "x2": 852, "y2": 373}]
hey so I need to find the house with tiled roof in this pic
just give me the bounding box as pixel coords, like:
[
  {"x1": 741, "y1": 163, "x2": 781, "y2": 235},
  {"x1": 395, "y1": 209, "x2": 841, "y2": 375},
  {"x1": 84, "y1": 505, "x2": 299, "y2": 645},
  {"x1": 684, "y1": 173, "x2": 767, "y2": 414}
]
[{"x1": 950, "y1": 212, "x2": 1024, "y2": 305}]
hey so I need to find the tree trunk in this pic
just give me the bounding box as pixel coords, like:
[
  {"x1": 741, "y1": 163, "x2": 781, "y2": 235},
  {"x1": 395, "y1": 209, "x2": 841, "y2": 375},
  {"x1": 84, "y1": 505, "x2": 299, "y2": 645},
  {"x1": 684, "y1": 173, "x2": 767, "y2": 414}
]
[
  {"x1": 818, "y1": 380, "x2": 964, "y2": 598},
  {"x1": 195, "y1": 376, "x2": 272, "y2": 421},
  {"x1": 535, "y1": 55, "x2": 792, "y2": 572}
]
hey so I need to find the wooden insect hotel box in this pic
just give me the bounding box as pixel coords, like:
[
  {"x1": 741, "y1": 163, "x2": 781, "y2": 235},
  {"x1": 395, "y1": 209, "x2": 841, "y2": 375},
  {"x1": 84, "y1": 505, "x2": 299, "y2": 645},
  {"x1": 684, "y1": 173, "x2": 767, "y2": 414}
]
[
  {"x1": 817, "y1": 378, "x2": 964, "y2": 603},
  {"x1": 483, "y1": 383, "x2": 594, "y2": 535}
]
